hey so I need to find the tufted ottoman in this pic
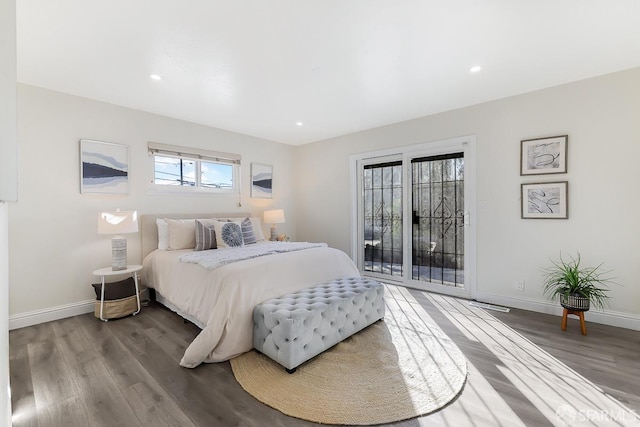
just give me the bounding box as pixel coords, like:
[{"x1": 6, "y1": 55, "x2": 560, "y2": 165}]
[{"x1": 253, "y1": 277, "x2": 385, "y2": 373}]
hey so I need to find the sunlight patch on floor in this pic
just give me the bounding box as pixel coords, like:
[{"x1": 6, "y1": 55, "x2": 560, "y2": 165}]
[
  {"x1": 383, "y1": 286, "x2": 467, "y2": 415},
  {"x1": 426, "y1": 292, "x2": 640, "y2": 426},
  {"x1": 386, "y1": 285, "x2": 526, "y2": 426}
]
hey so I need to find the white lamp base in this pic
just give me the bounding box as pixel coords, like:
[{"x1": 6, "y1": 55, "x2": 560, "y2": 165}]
[
  {"x1": 111, "y1": 236, "x2": 127, "y2": 270},
  {"x1": 269, "y1": 225, "x2": 278, "y2": 241}
]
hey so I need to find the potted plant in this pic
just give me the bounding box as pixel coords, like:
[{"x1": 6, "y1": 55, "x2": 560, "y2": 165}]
[{"x1": 541, "y1": 253, "x2": 613, "y2": 311}]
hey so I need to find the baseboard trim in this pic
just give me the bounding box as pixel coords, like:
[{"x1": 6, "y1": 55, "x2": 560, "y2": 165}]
[
  {"x1": 475, "y1": 291, "x2": 640, "y2": 331},
  {"x1": 10, "y1": 292, "x2": 639, "y2": 332},
  {"x1": 9, "y1": 299, "x2": 95, "y2": 330}
]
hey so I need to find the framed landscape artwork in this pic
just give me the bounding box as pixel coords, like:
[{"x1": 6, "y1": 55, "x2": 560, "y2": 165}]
[
  {"x1": 80, "y1": 139, "x2": 129, "y2": 194},
  {"x1": 520, "y1": 135, "x2": 568, "y2": 175},
  {"x1": 251, "y1": 163, "x2": 273, "y2": 198},
  {"x1": 521, "y1": 181, "x2": 568, "y2": 219}
]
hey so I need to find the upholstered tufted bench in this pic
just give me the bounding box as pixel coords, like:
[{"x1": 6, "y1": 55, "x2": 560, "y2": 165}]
[{"x1": 253, "y1": 277, "x2": 385, "y2": 373}]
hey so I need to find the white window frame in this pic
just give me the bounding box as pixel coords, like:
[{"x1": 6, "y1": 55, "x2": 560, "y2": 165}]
[{"x1": 148, "y1": 142, "x2": 241, "y2": 195}]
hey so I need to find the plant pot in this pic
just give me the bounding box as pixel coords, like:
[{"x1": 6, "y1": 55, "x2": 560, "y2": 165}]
[{"x1": 560, "y1": 294, "x2": 590, "y2": 311}]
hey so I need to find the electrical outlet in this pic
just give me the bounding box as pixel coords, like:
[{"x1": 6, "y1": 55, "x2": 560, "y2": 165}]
[{"x1": 515, "y1": 280, "x2": 525, "y2": 291}]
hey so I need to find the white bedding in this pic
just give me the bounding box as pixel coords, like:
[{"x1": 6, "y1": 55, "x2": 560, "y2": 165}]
[{"x1": 143, "y1": 245, "x2": 360, "y2": 368}]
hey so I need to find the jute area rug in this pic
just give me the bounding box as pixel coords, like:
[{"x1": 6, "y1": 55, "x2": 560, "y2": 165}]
[{"x1": 230, "y1": 298, "x2": 467, "y2": 425}]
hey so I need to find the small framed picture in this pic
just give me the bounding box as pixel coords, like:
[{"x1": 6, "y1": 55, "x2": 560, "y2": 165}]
[
  {"x1": 251, "y1": 163, "x2": 273, "y2": 198},
  {"x1": 521, "y1": 181, "x2": 568, "y2": 219},
  {"x1": 80, "y1": 139, "x2": 129, "y2": 194},
  {"x1": 520, "y1": 135, "x2": 567, "y2": 175}
]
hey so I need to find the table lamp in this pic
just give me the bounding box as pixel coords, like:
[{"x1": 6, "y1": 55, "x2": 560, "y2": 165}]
[
  {"x1": 263, "y1": 209, "x2": 285, "y2": 241},
  {"x1": 98, "y1": 210, "x2": 139, "y2": 270}
]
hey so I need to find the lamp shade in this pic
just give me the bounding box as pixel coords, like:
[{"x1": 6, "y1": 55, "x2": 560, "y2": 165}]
[
  {"x1": 263, "y1": 209, "x2": 285, "y2": 224},
  {"x1": 97, "y1": 210, "x2": 139, "y2": 235}
]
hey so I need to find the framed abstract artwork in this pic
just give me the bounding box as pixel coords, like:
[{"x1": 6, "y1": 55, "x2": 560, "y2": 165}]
[
  {"x1": 520, "y1": 135, "x2": 568, "y2": 175},
  {"x1": 521, "y1": 181, "x2": 568, "y2": 219},
  {"x1": 80, "y1": 139, "x2": 129, "y2": 194},
  {"x1": 251, "y1": 163, "x2": 273, "y2": 198}
]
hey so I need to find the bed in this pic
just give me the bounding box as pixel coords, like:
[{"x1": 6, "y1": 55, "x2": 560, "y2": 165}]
[{"x1": 140, "y1": 213, "x2": 361, "y2": 368}]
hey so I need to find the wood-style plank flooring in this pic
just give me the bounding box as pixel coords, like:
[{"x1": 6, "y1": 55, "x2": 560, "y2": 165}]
[{"x1": 10, "y1": 287, "x2": 640, "y2": 426}]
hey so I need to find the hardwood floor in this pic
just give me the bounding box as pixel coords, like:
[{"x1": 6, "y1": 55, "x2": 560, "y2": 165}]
[{"x1": 9, "y1": 287, "x2": 640, "y2": 426}]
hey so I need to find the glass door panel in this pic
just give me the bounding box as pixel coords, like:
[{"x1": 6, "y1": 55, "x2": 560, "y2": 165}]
[
  {"x1": 411, "y1": 153, "x2": 465, "y2": 288},
  {"x1": 362, "y1": 161, "x2": 403, "y2": 277}
]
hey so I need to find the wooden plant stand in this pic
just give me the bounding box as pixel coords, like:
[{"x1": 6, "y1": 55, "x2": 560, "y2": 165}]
[{"x1": 561, "y1": 308, "x2": 587, "y2": 335}]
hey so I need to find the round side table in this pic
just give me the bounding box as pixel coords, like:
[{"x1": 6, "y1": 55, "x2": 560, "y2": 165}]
[{"x1": 92, "y1": 265, "x2": 143, "y2": 322}]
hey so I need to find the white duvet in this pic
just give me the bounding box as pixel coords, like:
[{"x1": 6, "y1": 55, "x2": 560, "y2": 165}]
[{"x1": 143, "y1": 245, "x2": 360, "y2": 368}]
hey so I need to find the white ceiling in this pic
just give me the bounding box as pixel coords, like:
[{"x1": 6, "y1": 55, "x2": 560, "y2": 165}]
[{"x1": 16, "y1": 1, "x2": 640, "y2": 146}]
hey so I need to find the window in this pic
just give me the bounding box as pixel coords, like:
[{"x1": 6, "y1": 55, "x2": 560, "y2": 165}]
[{"x1": 148, "y1": 142, "x2": 240, "y2": 193}]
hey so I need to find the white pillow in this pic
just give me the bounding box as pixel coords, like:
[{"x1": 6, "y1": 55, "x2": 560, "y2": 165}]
[
  {"x1": 157, "y1": 216, "x2": 265, "y2": 250},
  {"x1": 156, "y1": 218, "x2": 169, "y2": 250},
  {"x1": 165, "y1": 218, "x2": 196, "y2": 250}
]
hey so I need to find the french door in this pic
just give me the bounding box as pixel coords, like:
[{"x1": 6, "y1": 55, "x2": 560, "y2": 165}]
[
  {"x1": 353, "y1": 137, "x2": 475, "y2": 298},
  {"x1": 411, "y1": 153, "x2": 465, "y2": 288},
  {"x1": 362, "y1": 160, "x2": 404, "y2": 278}
]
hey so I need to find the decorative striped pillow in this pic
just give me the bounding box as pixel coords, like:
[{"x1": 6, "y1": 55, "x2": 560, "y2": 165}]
[
  {"x1": 242, "y1": 217, "x2": 257, "y2": 245},
  {"x1": 195, "y1": 220, "x2": 218, "y2": 251}
]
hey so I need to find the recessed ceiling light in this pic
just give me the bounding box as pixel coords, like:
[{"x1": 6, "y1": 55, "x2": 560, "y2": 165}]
[
  {"x1": 296, "y1": 122, "x2": 303, "y2": 126},
  {"x1": 470, "y1": 66, "x2": 482, "y2": 73},
  {"x1": 150, "y1": 74, "x2": 162, "y2": 81}
]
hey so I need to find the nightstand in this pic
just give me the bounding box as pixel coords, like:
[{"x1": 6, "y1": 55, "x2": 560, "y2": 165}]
[{"x1": 92, "y1": 264, "x2": 142, "y2": 322}]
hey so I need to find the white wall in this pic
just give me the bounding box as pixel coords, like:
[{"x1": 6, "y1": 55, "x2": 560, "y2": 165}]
[
  {"x1": 9, "y1": 84, "x2": 296, "y2": 318},
  {"x1": 0, "y1": 204, "x2": 10, "y2": 425},
  {"x1": 1, "y1": 0, "x2": 16, "y2": 422},
  {"x1": 9, "y1": 67, "x2": 640, "y2": 332},
  {"x1": 0, "y1": 0, "x2": 18, "y2": 425},
  {"x1": 0, "y1": 0, "x2": 17, "y2": 203},
  {"x1": 294, "y1": 67, "x2": 640, "y2": 327}
]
